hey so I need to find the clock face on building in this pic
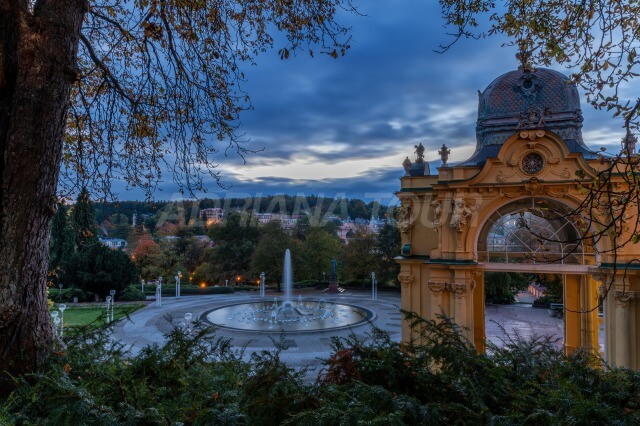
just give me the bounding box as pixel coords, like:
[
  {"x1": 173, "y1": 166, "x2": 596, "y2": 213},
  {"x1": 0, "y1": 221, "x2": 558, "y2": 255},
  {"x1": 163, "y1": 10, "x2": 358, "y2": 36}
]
[{"x1": 521, "y1": 152, "x2": 544, "y2": 174}]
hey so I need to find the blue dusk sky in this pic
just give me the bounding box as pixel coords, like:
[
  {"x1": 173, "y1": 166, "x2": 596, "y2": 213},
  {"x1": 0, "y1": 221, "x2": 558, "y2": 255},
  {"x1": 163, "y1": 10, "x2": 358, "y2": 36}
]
[{"x1": 111, "y1": 0, "x2": 635, "y2": 203}]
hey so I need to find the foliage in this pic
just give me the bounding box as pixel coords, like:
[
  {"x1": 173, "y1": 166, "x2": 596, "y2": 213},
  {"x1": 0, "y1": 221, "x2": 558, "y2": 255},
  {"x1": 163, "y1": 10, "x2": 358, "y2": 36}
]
[
  {"x1": 49, "y1": 203, "x2": 75, "y2": 284},
  {"x1": 71, "y1": 187, "x2": 99, "y2": 249},
  {"x1": 250, "y1": 222, "x2": 293, "y2": 284},
  {"x1": 298, "y1": 228, "x2": 343, "y2": 281},
  {"x1": 3, "y1": 312, "x2": 640, "y2": 424},
  {"x1": 535, "y1": 273, "x2": 563, "y2": 301},
  {"x1": 438, "y1": 0, "x2": 640, "y2": 134},
  {"x1": 120, "y1": 285, "x2": 147, "y2": 302},
  {"x1": 48, "y1": 287, "x2": 93, "y2": 304},
  {"x1": 343, "y1": 228, "x2": 379, "y2": 282},
  {"x1": 207, "y1": 213, "x2": 260, "y2": 282},
  {"x1": 63, "y1": 242, "x2": 138, "y2": 298},
  {"x1": 485, "y1": 271, "x2": 529, "y2": 304},
  {"x1": 4, "y1": 324, "x2": 249, "y2": 424},
  {"x1": 376, "y1": 222, "x2": 401, "y2": 283}
]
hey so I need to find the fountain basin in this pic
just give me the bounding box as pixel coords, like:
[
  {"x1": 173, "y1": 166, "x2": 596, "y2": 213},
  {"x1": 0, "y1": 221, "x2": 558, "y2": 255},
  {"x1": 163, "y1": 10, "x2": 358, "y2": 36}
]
[{"x1": 203, "y1": 300, "x2": 373, "y2": 332}]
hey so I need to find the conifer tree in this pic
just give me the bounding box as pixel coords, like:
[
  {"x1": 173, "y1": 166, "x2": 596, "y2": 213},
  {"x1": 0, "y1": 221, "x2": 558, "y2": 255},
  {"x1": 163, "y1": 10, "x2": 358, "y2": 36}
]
[
  {"x1": 48, "y1": 203, "x2": 75, "y2": 281},
  {"x1": 71, "y1": 187, "x2": 99, "y2": 249}
]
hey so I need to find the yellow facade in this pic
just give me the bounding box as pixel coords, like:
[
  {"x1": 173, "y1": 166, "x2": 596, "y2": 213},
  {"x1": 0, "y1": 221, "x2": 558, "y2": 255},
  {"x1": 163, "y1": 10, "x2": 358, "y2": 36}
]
[{"x1": 397, "y1": 127, "x2": 640, "y2": 368}]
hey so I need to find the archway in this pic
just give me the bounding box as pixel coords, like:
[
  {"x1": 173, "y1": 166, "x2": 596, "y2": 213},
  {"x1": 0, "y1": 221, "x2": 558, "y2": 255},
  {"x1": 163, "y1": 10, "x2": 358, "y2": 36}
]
[
  {"x1": 475, "y1": 197, "x2": 599, "y2": 355},
  {"x1": 396, "y1": 67, "x2": 640, "y2": 369}
]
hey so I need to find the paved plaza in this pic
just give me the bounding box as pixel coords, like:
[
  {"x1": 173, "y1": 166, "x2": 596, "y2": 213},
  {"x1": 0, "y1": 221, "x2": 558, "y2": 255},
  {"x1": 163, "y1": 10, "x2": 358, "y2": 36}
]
[{"x1": 112, "y1": 289, "x2": 566, "y2": 376}]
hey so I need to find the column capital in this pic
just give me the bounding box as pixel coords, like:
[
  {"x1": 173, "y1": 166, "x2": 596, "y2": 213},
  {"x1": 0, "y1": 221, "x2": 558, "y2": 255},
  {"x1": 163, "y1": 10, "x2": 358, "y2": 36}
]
[
  {"x1": 449, "y1": 283, "x2": 468, "y2": 296},
  {"x1": 426, "y1": 281, "x2": 447, "y2": 294},
  {"x1": 592, "y1": 272, "x2": 611, "y2": 284},
  {"x1": 615, "y1": 290, "x2": 640, "y2": 305}
]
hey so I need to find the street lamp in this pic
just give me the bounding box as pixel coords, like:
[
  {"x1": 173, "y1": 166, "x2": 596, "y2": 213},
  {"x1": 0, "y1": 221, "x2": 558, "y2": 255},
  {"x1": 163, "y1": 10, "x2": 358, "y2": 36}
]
[
  {"x1": 105, "y1": 296, "x2": 112, "y2": 323},
  {"x1": 58, "y1": 303, "x2": 66, "y2": 336},
  {"x1": 175, "y1": 271, "x2": 181, "y2": 299},
  {"x1": 371, "y1": 272, "x2": 377, "y2": 301},
  {"x1": 109, "y1": 289, "x2": 116, "y2": 321},
  {"x1": 51, "y1": 310, "x2": 60, "y2": 335},
  {"x1": 156, "y1": 276, "x2": 163, "y2": 307},
  {"x1": 184, "y1": 312, "x2": 193, "y2": 333},
  {"x1": 58, "y1": 283, "x2": 63, "y2": 297},
  {"x1": 260, "y1": 272, "x2": 266, "y2": 298}
]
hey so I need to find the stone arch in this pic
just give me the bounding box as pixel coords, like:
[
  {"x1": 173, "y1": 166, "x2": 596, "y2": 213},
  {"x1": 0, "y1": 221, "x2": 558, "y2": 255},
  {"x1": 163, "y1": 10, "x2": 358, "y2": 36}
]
[{"x1": 472, "y1": 196, "x2": 602, "y2": 265}]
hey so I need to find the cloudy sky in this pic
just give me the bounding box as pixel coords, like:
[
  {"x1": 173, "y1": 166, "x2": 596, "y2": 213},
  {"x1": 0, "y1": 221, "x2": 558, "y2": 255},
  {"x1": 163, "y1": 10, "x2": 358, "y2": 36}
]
[{"x1": 115, "y1": 0, "x2": 632, "y2": 202}]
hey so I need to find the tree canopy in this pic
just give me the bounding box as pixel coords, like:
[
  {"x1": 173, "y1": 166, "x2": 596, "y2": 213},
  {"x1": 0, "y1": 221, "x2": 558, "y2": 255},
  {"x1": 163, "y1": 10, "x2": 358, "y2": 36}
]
[
  {"x1": 61, "y1": 0, "x2": 357, "y2": 197},
  {"x1": 439, "y1": 0, "x2": 640, "y2": 136}
]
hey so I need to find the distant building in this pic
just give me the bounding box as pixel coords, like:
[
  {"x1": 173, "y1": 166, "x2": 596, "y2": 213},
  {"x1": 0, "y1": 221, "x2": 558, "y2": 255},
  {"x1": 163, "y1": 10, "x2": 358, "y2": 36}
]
[
  {"x1": 99, "y1": 237, "x2": 127, "y2": 249},
  {"x1": 201, "y1": 207, "x2": 225, "y2": 225}
]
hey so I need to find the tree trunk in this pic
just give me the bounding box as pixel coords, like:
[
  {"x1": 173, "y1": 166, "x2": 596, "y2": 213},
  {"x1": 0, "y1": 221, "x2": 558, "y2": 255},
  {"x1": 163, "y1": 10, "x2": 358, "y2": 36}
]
[{"x1": 0, "y1": 0, "x2": 86, "y2": 395}]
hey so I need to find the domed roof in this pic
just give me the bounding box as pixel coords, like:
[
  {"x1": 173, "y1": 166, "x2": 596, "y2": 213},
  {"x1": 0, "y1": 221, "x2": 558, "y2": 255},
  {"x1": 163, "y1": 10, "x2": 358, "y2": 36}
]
[{"x1": 464, "y1": 67, "x2": 592, "y2": 165}]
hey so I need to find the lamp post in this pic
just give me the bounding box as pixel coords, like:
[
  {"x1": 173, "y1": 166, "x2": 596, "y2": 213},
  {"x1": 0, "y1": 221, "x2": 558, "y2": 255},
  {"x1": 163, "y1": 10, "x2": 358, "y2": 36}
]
[
  {"x1": 141, "y1": 279, "x2": 145, "y2": 293},
  {"x1": 58, "y1": 283, "x2": 63, "y2": 297},
  {"x1": 175, "y1": 271, "x2": 181, "y2": 299},
  {"x1": 58, "y1": 303, "x2": 66, "y2": 336},
  {"x1": 51, "y1": 310, "x2": 60, "y2": 335},
  {"x1": 156, "y1": 276, "x2": 163, "y2": 307},
  {"x1": 371, "y1": 272, "x2": 377, "y2": 301},
  {"x1": 105, "y1": 296, "x2": 112, "y2": 323},
  {"x1": 109, "y1": 290, "x2": 116, "y2": 321},
  {"x1": 184, "y1": 312, "x2": 193, "y2": 333},
  {"x1": 225, "y1": 279, "x2": 228, "y2": 287},
  {"x1": 260, "y1": 272, "x2": 266, "y2": 298}
]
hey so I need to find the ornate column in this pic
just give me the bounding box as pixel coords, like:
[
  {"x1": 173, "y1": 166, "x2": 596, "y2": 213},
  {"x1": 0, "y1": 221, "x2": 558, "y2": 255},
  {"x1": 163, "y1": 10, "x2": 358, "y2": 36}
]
[
  {"x1": 398, "y1": 272, "x2": 415, "y2": 342},
  {"x1": 614, "y1": 291, "x2": 633, "y2": 368},
  {"x1": 449, "y1": 283, "x2": 469, "y2": 335},
  {"x1": 427, "y1": 281, "x2": 447, "y2": 319}
]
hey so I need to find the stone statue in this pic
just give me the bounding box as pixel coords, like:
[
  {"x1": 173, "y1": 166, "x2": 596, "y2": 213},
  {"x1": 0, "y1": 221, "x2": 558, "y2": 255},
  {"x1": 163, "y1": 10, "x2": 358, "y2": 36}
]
[
  {"x1": 396, "y1": 203, "x2": 412, "y2": 235},
  {"x1": 414, "y1": 143, "x2": 425, "y2": 163},
  {"x1": 430, "y1": 199, "x2": 442, "y2": 227},
  {"x1": 402, "y1": 156, "x2": 412, "y2": 175},
  {"x1": 450, "y1": 199, "x2": 473, "y2": 232},
  {"x1": 330, "y1": 259, "x2": 338, "y2": 274}
]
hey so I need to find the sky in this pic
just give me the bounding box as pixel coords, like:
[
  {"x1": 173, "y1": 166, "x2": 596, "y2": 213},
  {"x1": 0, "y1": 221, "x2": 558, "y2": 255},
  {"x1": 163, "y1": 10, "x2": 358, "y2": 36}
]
[{"x1": 112, "y1": 0, "x2": 632, "y2": 203}]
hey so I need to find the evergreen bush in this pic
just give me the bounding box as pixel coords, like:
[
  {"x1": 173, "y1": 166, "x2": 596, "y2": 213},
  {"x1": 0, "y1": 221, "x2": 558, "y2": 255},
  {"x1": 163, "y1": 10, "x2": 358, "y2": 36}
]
[
  {"x1": 3, "y1": 311, "x2": 640, "y2": 424},
  {"x1": 120, "y1": 285, "x2": 147, "y2": 301}
]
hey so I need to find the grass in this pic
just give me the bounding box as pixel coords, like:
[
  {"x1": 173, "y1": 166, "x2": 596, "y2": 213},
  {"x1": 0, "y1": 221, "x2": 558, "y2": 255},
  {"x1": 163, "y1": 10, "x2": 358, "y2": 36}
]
[{"x1": 50, "y1": 303, "x2": 144, "y2": 328}]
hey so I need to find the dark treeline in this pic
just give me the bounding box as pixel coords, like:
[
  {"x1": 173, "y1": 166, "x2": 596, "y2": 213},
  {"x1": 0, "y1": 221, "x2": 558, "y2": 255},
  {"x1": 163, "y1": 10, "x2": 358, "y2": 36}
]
[{"x1": 90, "y1": 195, "x2": 393, "y2": 225}]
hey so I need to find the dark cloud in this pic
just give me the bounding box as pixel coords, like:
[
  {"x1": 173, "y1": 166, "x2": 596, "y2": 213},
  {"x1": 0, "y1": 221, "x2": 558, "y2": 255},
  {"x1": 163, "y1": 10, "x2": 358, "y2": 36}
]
[{"x1": 106, "y1": 0, "x2": 632, "y2": 201}]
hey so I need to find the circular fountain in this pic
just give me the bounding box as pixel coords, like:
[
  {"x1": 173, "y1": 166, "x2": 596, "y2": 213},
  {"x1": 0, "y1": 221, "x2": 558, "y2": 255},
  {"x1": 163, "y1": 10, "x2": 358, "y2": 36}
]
[{"x1": 203, "y1": 250, "x2": 373, "y2": 332}]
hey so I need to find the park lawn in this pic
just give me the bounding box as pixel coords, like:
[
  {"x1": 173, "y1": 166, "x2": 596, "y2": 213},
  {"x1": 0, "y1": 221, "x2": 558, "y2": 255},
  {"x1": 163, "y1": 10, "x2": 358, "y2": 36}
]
[{"x1": 51, "y1": 303, "x2": 144, "y2": 327}]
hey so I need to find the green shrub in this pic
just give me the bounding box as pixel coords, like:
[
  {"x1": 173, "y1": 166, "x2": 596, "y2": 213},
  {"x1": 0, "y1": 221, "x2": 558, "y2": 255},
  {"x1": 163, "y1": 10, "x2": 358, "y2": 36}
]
[
  {"x1": 48, "y1": 287, "x2": 93, "y2": 303},
  {"x1": 4, "y1": 311, "x2": 640, "y2": 424},
  {"x1": 120, "y1": 285, "x2": 146, "y2": 301}
]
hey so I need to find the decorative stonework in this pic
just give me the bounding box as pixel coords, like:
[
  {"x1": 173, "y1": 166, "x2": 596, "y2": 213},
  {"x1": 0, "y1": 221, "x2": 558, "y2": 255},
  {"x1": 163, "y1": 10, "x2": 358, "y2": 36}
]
[
  {"x1": 449, "y1": 283, "x2": 468, "y2": 296},
  {"x1": 398, "y1": 273, "x2": 414, "y2": 288},
  {"x1": 450, "y1": 198, "x2": 477, "y2": 250},
  {"x1": 549, "y1": 167, "x2": 571, "y2": 179},
  {"x1": 430, "y1": 198, "x2": 443, "y2": 227},
  {"x1": 519, "y1": 129, "x2": 546, "y2": 141},
  {"x1": 521, "y1": 152, "x2": 545, "y2": 175},
  {"x1": 427, "y1": 281, "x2": 447, "y2": 294},
  {"x1": 495, "y1": 169, "x2": 515, "y2": 182},
  {"x1": 592, "y1": 272, "x2": 611, "y2": 284},
  {"x1": 396, "y1": 202, "x2": 413, "y2": 238},
  {"x1": 501, "y1": 179, "x2": 569, "y2": 199}
]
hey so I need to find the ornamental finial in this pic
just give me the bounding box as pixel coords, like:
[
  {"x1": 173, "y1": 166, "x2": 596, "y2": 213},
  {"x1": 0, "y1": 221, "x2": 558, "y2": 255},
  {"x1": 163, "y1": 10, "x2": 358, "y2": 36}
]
[{"x1": 438, "y1": 144, "x2": 450, "y2": 167}]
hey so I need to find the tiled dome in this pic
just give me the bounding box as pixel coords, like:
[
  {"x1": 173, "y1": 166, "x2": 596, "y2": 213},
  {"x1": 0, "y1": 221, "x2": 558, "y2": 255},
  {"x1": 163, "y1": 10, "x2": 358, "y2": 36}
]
[{"x1": 463, "y1": 67, "x2": 592, "y2": 165}]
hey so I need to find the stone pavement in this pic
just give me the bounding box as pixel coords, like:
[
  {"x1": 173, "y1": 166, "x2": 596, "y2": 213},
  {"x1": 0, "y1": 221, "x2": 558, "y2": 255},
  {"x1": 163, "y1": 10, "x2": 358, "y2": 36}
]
[{"x1": 111, "y1": 289, "x2": 568, "y2": 376}]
